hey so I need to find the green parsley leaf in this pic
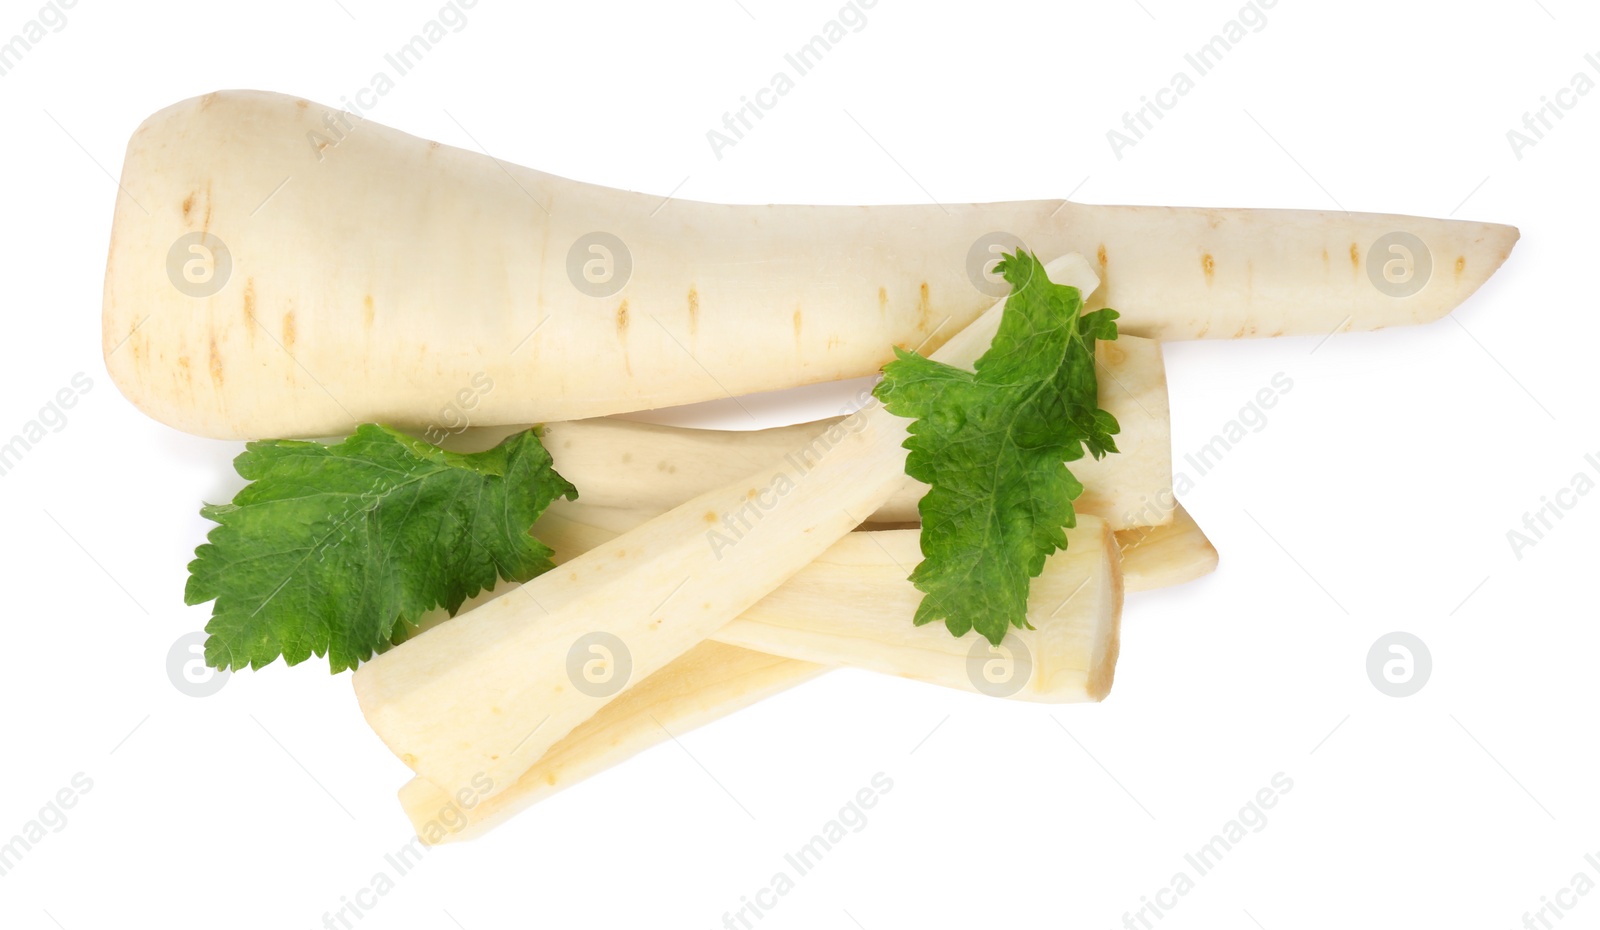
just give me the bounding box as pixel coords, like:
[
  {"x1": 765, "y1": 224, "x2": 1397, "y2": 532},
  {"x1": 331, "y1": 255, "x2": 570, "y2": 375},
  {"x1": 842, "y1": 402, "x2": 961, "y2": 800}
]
[
  {"x1": 872, "y1": 250, "x2": 1120, "y2": 645},
  {"x1": 185, "y1": 424, "x2": 577, "y2": 673}
]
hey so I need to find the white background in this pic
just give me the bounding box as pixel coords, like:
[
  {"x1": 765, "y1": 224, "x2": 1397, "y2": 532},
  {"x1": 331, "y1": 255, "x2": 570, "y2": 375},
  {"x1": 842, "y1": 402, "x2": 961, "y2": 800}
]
[{"x1": 0, "y1": 1, "x2": 1594, "y2": 928}]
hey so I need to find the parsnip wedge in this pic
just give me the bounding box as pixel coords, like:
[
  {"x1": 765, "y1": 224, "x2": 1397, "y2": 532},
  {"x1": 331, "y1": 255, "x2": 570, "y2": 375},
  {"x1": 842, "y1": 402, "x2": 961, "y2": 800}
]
[
  {"x1": 408, "y1": 509, "x2": 1122, "y2": 700},
  {"x1": 461, "y1": 334, "x2": 1172, "y2": 531},
  {"x1": 354, "y1": 255, "x2": 1104, "y2": 803},
  {"x1": 518, "y1": 500, "x2": 1214, "y2": 596},
  {"x1": 105, "y1": 90, "x2": 1516, "y2": 439}
]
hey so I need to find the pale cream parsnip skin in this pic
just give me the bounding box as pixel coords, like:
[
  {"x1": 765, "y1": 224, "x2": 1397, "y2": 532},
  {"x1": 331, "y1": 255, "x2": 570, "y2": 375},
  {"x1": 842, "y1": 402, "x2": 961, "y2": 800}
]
[{"x1": 103, "y1": 91, "x2": 1517, "y2": 439}]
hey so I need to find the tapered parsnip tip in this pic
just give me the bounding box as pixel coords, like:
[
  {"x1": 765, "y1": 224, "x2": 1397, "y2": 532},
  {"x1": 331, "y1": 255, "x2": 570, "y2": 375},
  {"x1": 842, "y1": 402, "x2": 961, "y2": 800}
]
[
  {"x1": 1442, "y1": 218, "x2": 1519, "y2": 311},
  {"x1": 1080, "y1": 203, "x2": 1521, "y2": 340}
]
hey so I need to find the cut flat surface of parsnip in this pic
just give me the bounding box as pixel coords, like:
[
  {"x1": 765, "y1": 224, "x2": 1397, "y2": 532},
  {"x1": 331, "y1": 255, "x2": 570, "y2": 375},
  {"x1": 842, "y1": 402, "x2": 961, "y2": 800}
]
[
  {"x1": 105, "y1": 90, "x2": 1517, "y2": 439},
  {"x1": 353, "y1": 255, "x2": 1106, "y2": 803}
]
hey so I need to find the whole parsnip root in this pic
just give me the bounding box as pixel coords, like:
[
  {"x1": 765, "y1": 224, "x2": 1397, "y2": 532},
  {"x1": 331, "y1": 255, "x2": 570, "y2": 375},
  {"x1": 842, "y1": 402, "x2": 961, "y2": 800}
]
[
  {"x1": 353, "y1": 255, "x2": 1105, "y2": 804},
  {"x1": 396, "y1": 505, "x2": 1220, "y2": 843},
  {"x1": 105, "y1": 90, "x2": 1517, "y2": 440},
  {"x1": 463, "y1": 334, "x2": 1172, "y2": 531}
]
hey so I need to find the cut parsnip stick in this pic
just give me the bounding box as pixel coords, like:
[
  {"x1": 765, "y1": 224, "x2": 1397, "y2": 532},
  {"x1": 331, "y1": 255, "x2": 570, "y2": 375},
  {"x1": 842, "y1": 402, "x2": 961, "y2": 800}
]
[
  {"x1": 396, "y1": 507, "x2": 1219, "y2": 844},
  {"x1": 106, "y1": 90, "x2": 1517, "y2": 440},
  {"x1": 400, "y1": 642, "x2": 821, "y2": 844},
  {"x1": 518, "y1": 500, "x2": 1213, "y2": 597},
  {"x1": 414, "y1": 506, "x2": 1121, "y2": 701},
  {"x1": 715, "y1": 520, "x2": 1121, "y2": 702},
  {"x1": 463, "y1": 334, "x2": 1171, "y2": 531},
  {"x1": 354, "y1": 255, "x2": 1106, "y2": 803}
]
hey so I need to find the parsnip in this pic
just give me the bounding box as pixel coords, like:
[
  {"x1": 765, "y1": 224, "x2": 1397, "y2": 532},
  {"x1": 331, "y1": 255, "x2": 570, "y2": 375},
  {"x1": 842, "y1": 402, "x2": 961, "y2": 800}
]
[
  {"x1": 1114, "y1": 504, "x2": 1219, "y2": 590},
  {"x1": 400, "y1": 642, "x2": 822, "y2": 844},
  {"x1": 104, "y1": 90, "x2": 1517, "y2": 440},
  {"x1": 520, "y1": 500, "x2": 1214, "y2": 595},
  {"x1": 353, "y1": 255, "x2": 1105, "y2": 803},
  {"x1": 411, "y1": 507, "x2": 1121, "y2": 701},
  {"x1": 395, "y1": 505, "x2": 1219, "y2": 843},
  {"x1": 469, "y1": 333, "x2": 1171, "y2": 531}
]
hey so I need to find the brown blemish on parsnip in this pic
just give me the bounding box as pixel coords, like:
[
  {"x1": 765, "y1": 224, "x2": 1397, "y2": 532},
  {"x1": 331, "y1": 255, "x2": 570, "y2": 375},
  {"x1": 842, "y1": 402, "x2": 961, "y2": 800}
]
[
  {"x1": 1349, "y1": 243, "x2": 1360, "y2": 269},
  {"x1": 200, "y1": 93, "x2": 218, "y2": 110},
  {"x1": 704, "y1": 511, "x2": 717, "y2": 524},
  {"x1": 282, "y1": 312, "x2": 297, "y2": 350},
  {"x1": 363, "y1": 294, "x2": 375, "y2": 329},
  {"x1": 615, "y1": 300, "x2": 629, "y2": 336},
  {"x1": 1201, "y1": 253, "x2": 1215, "y2": 283},
  {"x1": 176, "y1": 356, "x2": 192, "y2": 385},
  {"x1": 429, "y1": 140, "x2": 441, "y2": 152},
  {"x1": 793, "y1": 308, "x2": 803, "y2": 343},
  {"x1": 916, "y1": 282, "x2": 931, "y2": 331},
  {"x1": 296, "y1": 99, "x2": 309, "y2": 110},
  {"x1": 1455, "y1": 255, "x2": 1466, "y2": 277},
  {"x1": 181, "y1": 193, "x2": 195, "y2": 220},
  {"x1": 1097, "y1": 244, "x2": 1108, "y2": 268},
  {"x1": 687, "y1": 285, "x2": 699, "y2": 336},
  {"x1": 241, "y1": 280, "x2": 258, "y2": 350},
  {"x1": 208, "y1": 339, "x2": 224, "y2": 387},
  {"x1": 878, "y1": 286, "x2": 888, "y2": 315}
]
